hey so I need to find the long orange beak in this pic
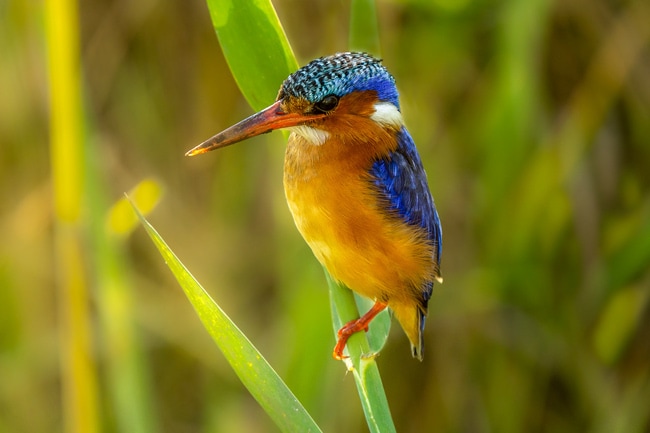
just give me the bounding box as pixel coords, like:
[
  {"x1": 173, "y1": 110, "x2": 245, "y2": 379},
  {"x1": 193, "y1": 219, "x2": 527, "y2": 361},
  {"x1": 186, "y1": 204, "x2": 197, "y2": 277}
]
[{"x1": 185, "y1": 100, "x2": 323, "y2": 156}]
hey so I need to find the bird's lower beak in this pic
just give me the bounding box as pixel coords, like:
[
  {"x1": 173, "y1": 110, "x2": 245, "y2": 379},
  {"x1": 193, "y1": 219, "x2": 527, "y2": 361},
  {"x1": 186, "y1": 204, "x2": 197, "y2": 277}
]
[{"x1": 186, "y1": 100, "x2": 320, "y2": 156}]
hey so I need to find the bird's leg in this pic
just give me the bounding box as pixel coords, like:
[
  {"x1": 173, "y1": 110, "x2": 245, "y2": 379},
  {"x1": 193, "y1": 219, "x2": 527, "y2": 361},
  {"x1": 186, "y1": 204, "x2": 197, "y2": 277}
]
[{"x1": 333, "y1": 300, "x2": 388, "y2": 360}]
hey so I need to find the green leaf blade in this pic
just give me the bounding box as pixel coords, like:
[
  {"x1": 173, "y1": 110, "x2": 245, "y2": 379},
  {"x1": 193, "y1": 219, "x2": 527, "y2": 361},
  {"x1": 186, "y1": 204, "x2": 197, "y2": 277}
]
[
  {"x1": 130, "y1": 201, "x2": 322, "y2": 433},
  {"x1": 206, "y1": 0, "x2": 299, "y2": 110}
]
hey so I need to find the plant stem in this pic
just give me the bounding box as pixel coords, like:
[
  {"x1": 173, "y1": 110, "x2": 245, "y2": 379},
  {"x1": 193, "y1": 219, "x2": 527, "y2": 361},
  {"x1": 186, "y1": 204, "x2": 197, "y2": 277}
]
[
  {"x1": 326, "y1": 272, "x2": 397, "y2": 433},
  {"x1": 45, "y1": 0, "x2": 100, "y2": 431}
]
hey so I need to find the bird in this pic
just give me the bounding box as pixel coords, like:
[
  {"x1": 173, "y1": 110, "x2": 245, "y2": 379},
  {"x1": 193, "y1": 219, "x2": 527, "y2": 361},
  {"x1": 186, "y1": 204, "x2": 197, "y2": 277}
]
[{"x1": 186, "y1": 52, "x2": 442, "y2": 361}]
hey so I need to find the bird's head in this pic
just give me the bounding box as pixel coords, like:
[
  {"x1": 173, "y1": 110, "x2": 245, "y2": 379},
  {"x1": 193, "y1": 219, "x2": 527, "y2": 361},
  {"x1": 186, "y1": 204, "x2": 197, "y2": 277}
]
[{"x1": 186, "y1": 52, "x2": 404, "y2": 156}]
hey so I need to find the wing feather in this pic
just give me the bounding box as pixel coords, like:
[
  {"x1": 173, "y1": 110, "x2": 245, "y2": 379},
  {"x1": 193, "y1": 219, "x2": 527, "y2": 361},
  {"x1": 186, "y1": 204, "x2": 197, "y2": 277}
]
[{"x1": 369, "y1": 127, "x2": 442, "y2": 300}]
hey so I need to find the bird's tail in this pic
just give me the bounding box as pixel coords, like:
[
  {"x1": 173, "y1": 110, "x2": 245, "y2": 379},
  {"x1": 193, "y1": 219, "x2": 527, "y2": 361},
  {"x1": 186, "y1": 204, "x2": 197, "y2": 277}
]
[{"x1": 392, "y1": 301, "x2": 428, "y2": 361}]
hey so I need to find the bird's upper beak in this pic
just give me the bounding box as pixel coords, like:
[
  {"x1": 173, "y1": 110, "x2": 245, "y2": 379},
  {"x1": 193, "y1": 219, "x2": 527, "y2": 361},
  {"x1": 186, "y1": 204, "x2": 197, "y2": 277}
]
[{"x1": 185, "y1": 99, "x2": 322, "y2": 156}]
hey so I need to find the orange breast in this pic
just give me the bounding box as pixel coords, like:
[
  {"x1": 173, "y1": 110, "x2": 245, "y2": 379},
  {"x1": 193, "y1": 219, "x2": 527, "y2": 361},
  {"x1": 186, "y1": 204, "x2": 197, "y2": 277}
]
[{"x1": 283, "y1": 122, "x2": 435, "y2": 307}]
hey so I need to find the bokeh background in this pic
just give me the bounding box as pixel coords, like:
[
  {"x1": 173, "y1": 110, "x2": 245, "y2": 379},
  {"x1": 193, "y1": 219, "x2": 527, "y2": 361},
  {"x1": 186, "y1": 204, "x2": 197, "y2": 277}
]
[{"x1": 2, "y1": 0, "x2": 650, "y2": 431}]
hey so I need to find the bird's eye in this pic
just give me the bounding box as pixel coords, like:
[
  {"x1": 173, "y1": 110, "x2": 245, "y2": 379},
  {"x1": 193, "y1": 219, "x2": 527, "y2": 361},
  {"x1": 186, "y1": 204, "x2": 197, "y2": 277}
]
[{"x1": 314, "y1": 95, "x2": 339, "y2": 113}]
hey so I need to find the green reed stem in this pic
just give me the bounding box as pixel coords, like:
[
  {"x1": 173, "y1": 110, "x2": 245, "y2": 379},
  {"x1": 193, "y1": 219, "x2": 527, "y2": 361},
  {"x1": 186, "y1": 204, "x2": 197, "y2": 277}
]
[{"x1": 44, "y1": 0, "x2": 100, "y2": 432}]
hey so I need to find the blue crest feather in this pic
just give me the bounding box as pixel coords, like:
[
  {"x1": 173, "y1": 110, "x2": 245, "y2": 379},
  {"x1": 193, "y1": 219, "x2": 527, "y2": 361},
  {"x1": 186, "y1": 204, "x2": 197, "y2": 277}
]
[{"x1": 280, "y1": 52, "x2": 399, "y2": 107}]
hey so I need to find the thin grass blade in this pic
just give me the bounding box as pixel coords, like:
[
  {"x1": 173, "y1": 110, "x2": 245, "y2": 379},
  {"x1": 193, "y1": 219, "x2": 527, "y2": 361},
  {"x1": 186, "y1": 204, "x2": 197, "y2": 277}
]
[{"x1": 129, "y1": 200, "x2": 322, "y2": 433}]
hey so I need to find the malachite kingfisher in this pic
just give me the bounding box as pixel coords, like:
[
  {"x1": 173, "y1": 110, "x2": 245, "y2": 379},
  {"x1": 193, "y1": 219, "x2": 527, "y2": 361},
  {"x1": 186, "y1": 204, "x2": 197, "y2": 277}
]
[{"x1": 186, "y1": 52, "x2": 442, "y2": 361}]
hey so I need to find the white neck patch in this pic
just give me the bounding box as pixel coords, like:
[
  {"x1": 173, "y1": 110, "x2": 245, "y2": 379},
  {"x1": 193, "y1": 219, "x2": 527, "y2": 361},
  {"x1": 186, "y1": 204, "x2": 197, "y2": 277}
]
[
  {"x1": 370, "y1": 102, "x2": 403, "y2": 129},
  {"x1": 287, "y1": 125, "x2": 330, "y2": 146}
]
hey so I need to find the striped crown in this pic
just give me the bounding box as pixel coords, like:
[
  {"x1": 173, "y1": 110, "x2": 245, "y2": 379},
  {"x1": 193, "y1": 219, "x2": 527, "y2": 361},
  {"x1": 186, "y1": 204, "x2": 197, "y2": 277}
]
[{"x1": 279, "y1": 52, "x2": 400, "y2": 108}]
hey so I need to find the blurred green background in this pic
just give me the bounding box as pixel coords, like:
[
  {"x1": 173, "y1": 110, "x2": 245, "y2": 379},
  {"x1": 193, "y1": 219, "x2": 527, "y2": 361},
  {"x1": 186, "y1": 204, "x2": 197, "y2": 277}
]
[{"x1": 2, "y1": 0, "x2": 650, "y2": 432}]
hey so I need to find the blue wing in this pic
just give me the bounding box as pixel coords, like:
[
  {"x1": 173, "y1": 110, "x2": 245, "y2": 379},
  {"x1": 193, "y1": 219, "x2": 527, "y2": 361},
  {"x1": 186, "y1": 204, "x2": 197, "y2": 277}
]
[{"x1": 370, "y1": 127, "x2": 442, "y2": 299}]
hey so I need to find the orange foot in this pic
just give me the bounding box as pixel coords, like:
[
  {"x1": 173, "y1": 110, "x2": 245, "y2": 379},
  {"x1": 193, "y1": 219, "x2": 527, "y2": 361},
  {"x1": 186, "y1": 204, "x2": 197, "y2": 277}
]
[{"x1": 332, "y1": 301, "x2": 388, "y2": 360}]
